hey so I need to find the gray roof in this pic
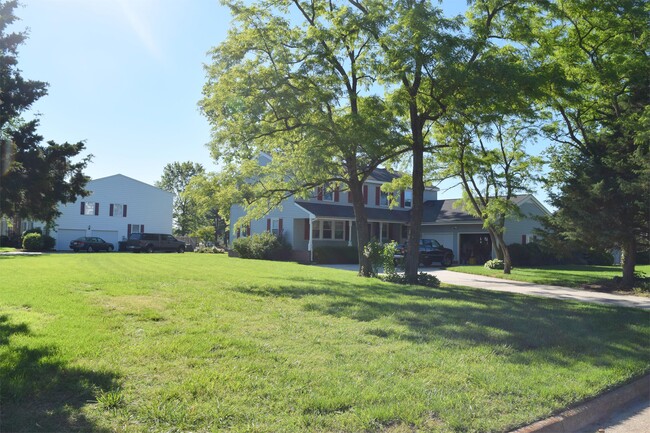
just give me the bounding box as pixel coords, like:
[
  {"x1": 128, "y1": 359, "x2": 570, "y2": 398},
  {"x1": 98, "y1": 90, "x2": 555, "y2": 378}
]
[
  {"x1": 295, "y1": 201, "x2": 411, "y2": 222},
  {"x1": 424, "y1": 199, "x2": 480, "y2": 224},
  {"x1": 295, "y1": 195, "x2": 537, "y2": 224},
  {"x1": 368, "y1": 168, "x2": 402, "y2": 183}
]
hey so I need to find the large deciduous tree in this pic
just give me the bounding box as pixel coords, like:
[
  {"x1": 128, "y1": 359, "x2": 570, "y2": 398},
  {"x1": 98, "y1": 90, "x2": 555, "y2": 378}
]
[
  {"x1": 529, "y1": 0, "x2": 649, "y2": 288},
  {"x1": 0, "y1": 0, "x2": 90, "y2": 226},
  {"x1": 155, "y1": 161, "x2": 205, "y2": 236},
  {"x1": 349, "y1": 0, "x2": 526, "y2": 282},
  {"x1": 432, "y1": 117, "x2": 543, "y2": 273},
  {"x1": 201, "y1": 0, "x2": 408, "y2": 276}
]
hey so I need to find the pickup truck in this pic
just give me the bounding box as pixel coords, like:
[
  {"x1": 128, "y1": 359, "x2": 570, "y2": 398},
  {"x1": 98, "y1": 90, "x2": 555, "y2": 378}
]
[{"x1": 394, "y1": 239, "x2": 454, "y2": 267}]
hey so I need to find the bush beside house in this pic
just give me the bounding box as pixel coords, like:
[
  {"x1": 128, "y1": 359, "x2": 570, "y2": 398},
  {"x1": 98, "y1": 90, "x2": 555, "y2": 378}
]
[{"x1": 232, "y1": 232, "x2": 291, "y2": 261}]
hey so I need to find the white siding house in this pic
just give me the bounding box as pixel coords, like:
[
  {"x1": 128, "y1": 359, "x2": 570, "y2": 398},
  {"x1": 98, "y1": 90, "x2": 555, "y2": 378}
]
[{"x1": 53, "y1": 174, "x2": 173, "y2": 251}]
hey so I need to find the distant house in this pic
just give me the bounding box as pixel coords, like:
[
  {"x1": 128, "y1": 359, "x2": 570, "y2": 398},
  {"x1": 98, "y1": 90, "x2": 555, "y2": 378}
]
[
  {"x1": 230, "y1": 154, "x2": 551, "y2": 263},
  {"x1": 49, "y1": 174, "x2": 173, "y2": 251}
]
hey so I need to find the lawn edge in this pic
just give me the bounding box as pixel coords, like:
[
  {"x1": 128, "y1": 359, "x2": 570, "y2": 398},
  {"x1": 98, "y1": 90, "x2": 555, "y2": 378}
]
[{"x1": 509, "y1": 373, "x2": 650, "y2": 433}]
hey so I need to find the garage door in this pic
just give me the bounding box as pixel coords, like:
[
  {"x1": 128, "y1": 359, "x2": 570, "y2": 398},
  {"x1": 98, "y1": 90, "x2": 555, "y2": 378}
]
[
  {"x1": 92, "y1": 230, "x2": 119, "y2": 250},
  {"x1": 56, "y1": 229, "x2": 86, "y2": 251}
]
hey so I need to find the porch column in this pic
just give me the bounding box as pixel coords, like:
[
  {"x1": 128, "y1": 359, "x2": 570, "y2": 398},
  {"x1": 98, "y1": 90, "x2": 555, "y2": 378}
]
[
  {"x1": 308, "y1": 218, "x2": 314, "y2": 262},
  {"x1": 379, "y1": 222, "x2": 383, "y2": 244},
  {"x1": 348, "y1": 220, "x2": 353, "y2": 247}
]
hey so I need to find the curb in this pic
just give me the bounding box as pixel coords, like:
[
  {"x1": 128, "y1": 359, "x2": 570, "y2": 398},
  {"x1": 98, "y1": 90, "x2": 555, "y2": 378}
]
[{"x1": 510, "y1": 374, "x2": 650, "y2": 433}]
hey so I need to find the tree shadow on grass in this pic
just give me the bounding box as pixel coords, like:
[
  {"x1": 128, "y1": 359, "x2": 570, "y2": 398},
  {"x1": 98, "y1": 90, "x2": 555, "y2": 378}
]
[
  {"x1": 232, "y1": 275, "x2": 650, "y2": 369},
  {"x1": 0, "y1": 315, "x2": 117, "y2": 432}
]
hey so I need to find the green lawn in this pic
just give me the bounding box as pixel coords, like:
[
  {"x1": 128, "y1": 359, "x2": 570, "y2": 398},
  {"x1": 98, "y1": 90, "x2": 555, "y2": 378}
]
[
  {"x1": 450, "y1": 264, "x2": 650, "y2": 293},
  {"x1": 1, "y1": 254, "x2": 648, "y2": 432}
]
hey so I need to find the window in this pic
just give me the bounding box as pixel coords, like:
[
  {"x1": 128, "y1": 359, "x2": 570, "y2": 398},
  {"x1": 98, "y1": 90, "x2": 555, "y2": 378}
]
[
  {"x1": 311, "y1": 220, "x2": 346, "y2": 240},
  {"x1": 322, "y1": 184, "x2": 334, "y2": 201},
  {"x1": 322, "y1": 221, "x2": 332, "y2": 238},
  {"x1": 131, "y1": 224, "x2": 143, "y2": 234},
  {"x1": 84, "y1": 202, "x2": 96, "y2": 215},
  {"x1": 271, "y1": 219, "x2": 279, "y2": 235},
  {"x1": 114, "y1": 204, "x2": 122, "y2": 216},
  {"x1": 380, "y1": 191, "x2": 390, "y2": 206},
  {"x1": 334, "y1": 221, "x2": 344, "y2": 240},
  {"x1": 381, "y1": 223, "x2": 388, "y2": 239},
  {"x1": 403, "y1": 191, "x2": 412, "y2": 207},
  {"x1": 312, "y1": 222, "x2": 321, "y2": 239},
  {"x1": 111, "y1": 203, "x2": 127, "y2": 217}
]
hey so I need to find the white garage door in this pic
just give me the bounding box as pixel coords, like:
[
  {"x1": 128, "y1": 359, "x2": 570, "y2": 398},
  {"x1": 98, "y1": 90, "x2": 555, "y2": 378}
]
[
  {"x1": 92, "y1": 230, "x2": 119, "y2": 250},
  {"x1": 433, "y1": 234, "x2": 453, "y2": 250},
  {"x1": 56, "y1": 229, "x2": 86, "y2": 251}
]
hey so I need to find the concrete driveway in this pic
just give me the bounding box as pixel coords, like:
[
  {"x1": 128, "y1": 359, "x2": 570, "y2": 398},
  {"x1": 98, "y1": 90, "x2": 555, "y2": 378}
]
[
  {"x1": 425, "y1": 268, "x2": 650, "y2": 310},
  {"x1": 318, "y1": 264, "x2": 650, "y2": 310}
]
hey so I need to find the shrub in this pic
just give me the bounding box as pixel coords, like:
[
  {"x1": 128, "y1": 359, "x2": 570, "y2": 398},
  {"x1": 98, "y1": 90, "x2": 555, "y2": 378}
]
[
  {"x1": 381, "y1": 272, "x2": 440, "y2": 288},
  {"x1": 22, "y1": 227, "x2": 42, "y2": 238},
  {"x1": 22, "y1": 233, "x2": 43, "y2": 251},
  {"x1": 584, "y1": 249, "x2": 614, "y2": 266},
  {"x1": 508, "y1": 243, "x2": 559, "y2": 267},
  {"x1": 232, "y1": 232, "x2": 291, "y2": 261},
  {"x1": 194, "y1": 245, "x2": 226, "y2": 254},
  {"x1": 363, "y1": 239, "x2": 383, "y2": 276},
  {"x1": 484, "y1": 259, "x2": 505, "y2": 270},
  {"x1": 41, "y1": 235, "x2": 56, "y2": 251},
  {"x1": 314, "y1": 246, "x2": 359, "y2": 264},
  {"x1": 382, "y1": 241, "x2": 398, "y2": 276}
]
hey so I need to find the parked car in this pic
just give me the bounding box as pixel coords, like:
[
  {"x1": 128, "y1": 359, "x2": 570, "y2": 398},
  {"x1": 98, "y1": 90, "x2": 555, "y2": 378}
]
[
  {"x1": 70, "y1": 237, "x2": 114, "y2": 252},
  {"x1": 394, "y1": 239, "x2": 454, "y2": 267},
  {"x1": 126, "y1": 233, "x2": 185, "y2": 253}
]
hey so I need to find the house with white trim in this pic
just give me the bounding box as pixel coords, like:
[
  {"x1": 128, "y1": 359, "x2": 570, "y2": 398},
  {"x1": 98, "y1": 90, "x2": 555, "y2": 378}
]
[
  {"x1": 230, "y1": 155, "x2": 551, "y2": 263},
  {"x1": 49, "y1": 174, "x2": 173, "y2": 251}
]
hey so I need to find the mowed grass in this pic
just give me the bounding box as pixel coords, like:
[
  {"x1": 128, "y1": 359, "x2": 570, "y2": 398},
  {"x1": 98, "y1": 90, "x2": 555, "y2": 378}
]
[
  {"x1": 450, "y1": 265, "x2": 650, "y2": 292},
  {"x1": 1, "y1": 254, "x2": 648, "y2": 433}
]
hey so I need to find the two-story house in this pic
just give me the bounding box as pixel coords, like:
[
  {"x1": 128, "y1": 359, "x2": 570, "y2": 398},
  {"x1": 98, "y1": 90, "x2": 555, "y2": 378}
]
[{"x1": 230, "y1": 154, "x2": 551, "y2": 264}]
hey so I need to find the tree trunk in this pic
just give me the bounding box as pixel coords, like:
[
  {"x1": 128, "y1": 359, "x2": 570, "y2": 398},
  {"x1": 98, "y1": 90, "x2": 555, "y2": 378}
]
[
  {"x1": 621, "y1": 238, "x2": 636, "y2": 290},
  {"x1": 405, "y1": 124, "x2": 425, "y2": 284},
  {"x1": 488, "y1": 227, "x2": 512, "y2": 274},
  {"x1": 348, "y1": 176, "x2": 373, "y2": 277}
]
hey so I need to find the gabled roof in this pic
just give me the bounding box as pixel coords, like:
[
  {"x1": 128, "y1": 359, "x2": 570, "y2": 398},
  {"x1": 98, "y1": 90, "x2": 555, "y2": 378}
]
[
  {"x1": 422, "y1": 200, "x2": 479, "y2": 224},
  {"x1": 294, "y1": 201, "x2": 411, "y2": 222},
  {"x1": 294, "y1": 194, "x2": 547, "y2": 224},
  {"x1": 368, "y1": 167, "x2": 402, "y2": 183}
]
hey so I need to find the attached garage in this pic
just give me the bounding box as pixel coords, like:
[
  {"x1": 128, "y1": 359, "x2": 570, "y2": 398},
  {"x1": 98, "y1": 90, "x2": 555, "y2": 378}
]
[
  {"x1": 55, "y1": 229, "x2": 86, "y2": 251},
  {"x1": 92, "y1": 230, "x2": 119, "y2": 250}
]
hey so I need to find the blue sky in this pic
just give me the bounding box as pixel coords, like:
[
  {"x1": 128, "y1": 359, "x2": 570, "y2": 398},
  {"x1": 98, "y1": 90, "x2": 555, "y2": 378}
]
[{"x1": 15, "y1": 1, "x2": 549, "y2": 205}]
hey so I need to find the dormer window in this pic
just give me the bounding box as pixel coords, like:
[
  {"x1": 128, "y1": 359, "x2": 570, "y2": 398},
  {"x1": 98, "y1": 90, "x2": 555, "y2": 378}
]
[
  {"x1": 323, "y1": 188, "x2": 334, "y2": 201},
  {"x1": 404, "y1": 190, "x2": 412, "y2": 207},
  {"x1": 380, "y1": 191, "x2": 390, "y2": 206}
]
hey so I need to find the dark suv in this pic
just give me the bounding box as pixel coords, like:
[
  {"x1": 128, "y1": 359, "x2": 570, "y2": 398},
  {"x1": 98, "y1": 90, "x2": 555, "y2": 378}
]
[
  {"x1": 126, "y1": 233, "x2": 185, "y2": 253},
  {"x1": 394, "y1": 239, "x2": 454, "y2": 267}
]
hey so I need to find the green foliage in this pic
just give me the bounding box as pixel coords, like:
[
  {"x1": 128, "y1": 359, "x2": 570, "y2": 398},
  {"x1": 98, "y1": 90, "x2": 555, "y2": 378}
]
[
  {"x1": 41, "y1": 235, "x2": 55, "y2": 251},
  {"x1": 22, "y1": 233, "x2": 42, "y2": 251},
  {"x1": 381, "y1": 272, "x2": 440, "y2": 288},
  {"x1": 193, "y1": 245, "x2": 226, "y2": 254},
  {"x1": 155, "y1": 161, "x2": 205, "y2": 236},
  {"x1": 526, "y1": 0, "x2": 650, "y2": 286},
  {"x1": 0, "y1": 1, "x2": 90, "y2": 222},
  {"x1": 232, "y1": 232, "x2": 291, "y2": 261},
  {"x1": 191, "y1": 226, "x2": 216, "y2": 246},
  {"x1": 484, "y1": 259, "x2": 505, "y2": 270},
  {"x1": 363, "y1": 240, "x2": 383, "y2": 277},
  {"x1": 381, "y1": 241, "x2": 398, "y2": 276},
  {"x1": 313, "y1": 246, "x2": 359, "y2": 264}
]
